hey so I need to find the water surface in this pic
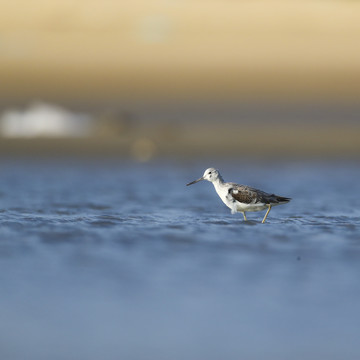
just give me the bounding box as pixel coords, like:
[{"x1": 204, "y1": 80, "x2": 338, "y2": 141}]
[{"x1": 0, "y1": 160, "x2": 359, "y2": 360}]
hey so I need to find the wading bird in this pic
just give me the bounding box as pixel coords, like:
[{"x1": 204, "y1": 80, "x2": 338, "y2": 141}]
[{"x1": 187, "y1": 168, "x2": 291, "y2": 223}]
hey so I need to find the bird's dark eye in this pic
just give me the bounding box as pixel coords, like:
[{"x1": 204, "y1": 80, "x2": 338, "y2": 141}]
[{"x1": 208, "y1": 172, "x2": 212, "y2": 175}]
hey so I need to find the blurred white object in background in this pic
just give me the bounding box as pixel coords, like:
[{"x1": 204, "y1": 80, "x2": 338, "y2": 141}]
[{"x1": 0, "y1": 102, "x2": 93, "y2": 138}]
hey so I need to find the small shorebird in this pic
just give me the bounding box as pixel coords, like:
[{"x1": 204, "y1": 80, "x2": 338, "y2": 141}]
[{"x1": 187, "y1": 168, "x2": 291, "y2": 223}]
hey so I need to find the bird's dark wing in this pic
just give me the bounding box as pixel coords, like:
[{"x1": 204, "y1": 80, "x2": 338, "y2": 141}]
[
  {"x1": 227, "y1": 184, "x2": 263, "y2": 204},
  {"x1": 228, "y1": 184, "x2": 291, "y2": 205}
]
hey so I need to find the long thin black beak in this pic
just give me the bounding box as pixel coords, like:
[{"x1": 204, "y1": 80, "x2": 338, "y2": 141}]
[{"x1": 186, "y1": 177, "x2": 204, "y2": 186}]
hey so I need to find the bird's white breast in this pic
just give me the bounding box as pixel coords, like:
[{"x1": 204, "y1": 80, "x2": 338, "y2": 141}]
[{"x1": 212, "y1": 182, "x2": 233, "y2": 208}]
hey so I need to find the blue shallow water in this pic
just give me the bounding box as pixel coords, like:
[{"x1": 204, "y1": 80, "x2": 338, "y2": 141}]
[{"x1": 0, "y1": 159, "x2": 360, "y2": 360}]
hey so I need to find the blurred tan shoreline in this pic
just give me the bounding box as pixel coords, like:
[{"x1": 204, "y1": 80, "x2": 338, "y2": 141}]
[
  {"x1": 1, "y1": 1, "x2": 360, "y2": 160},
  {"x1": 2, "y1": 1, "x2": 360, "y2": 103}
]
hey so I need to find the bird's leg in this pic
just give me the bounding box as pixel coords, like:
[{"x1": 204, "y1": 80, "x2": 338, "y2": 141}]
[
  {"x1": 262, "y1": 205, "x2": 272, "y2": 223},
  {"x1": 242, "y1": 212, "x2": 247, "y2": 221}
]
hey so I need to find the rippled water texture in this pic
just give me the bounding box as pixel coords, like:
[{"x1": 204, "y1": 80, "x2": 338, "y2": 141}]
[{"x1": 1, "y1": 160, "x2": 360, "y2": 360}]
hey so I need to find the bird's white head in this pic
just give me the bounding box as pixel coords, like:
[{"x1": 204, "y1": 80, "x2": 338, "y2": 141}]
[
  {"x1": 202, "y1": 167, "x2": 221, "y2": 182},
  {"x1": 186, "y1": 167, "x2": 222, "y2": 186}
]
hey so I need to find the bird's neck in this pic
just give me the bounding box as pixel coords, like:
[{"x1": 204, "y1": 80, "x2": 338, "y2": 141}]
[
  {"x1": 211, "y1": 177, "x2": 227, "y2": 201},
  {"x1": 212, "y1": 176, "x2": 225, "y2": 189}
]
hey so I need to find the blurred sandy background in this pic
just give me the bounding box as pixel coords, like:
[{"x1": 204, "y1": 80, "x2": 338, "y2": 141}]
[{"x1": 1, "y1": 0, "x2": 360, "y2": 160}]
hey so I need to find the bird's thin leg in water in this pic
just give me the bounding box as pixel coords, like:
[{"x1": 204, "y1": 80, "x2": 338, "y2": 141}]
[
  {"x1": 242, "y1": 212, "x2": 247, "y2": 221},
  {"x1": 262, "y1": 205, "x2": 272, "y2": 223}
]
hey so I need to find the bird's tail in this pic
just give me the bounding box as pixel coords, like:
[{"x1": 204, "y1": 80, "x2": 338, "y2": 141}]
[{"x1": 275, "y1": 196, "x2": 291, "y2": 203}]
